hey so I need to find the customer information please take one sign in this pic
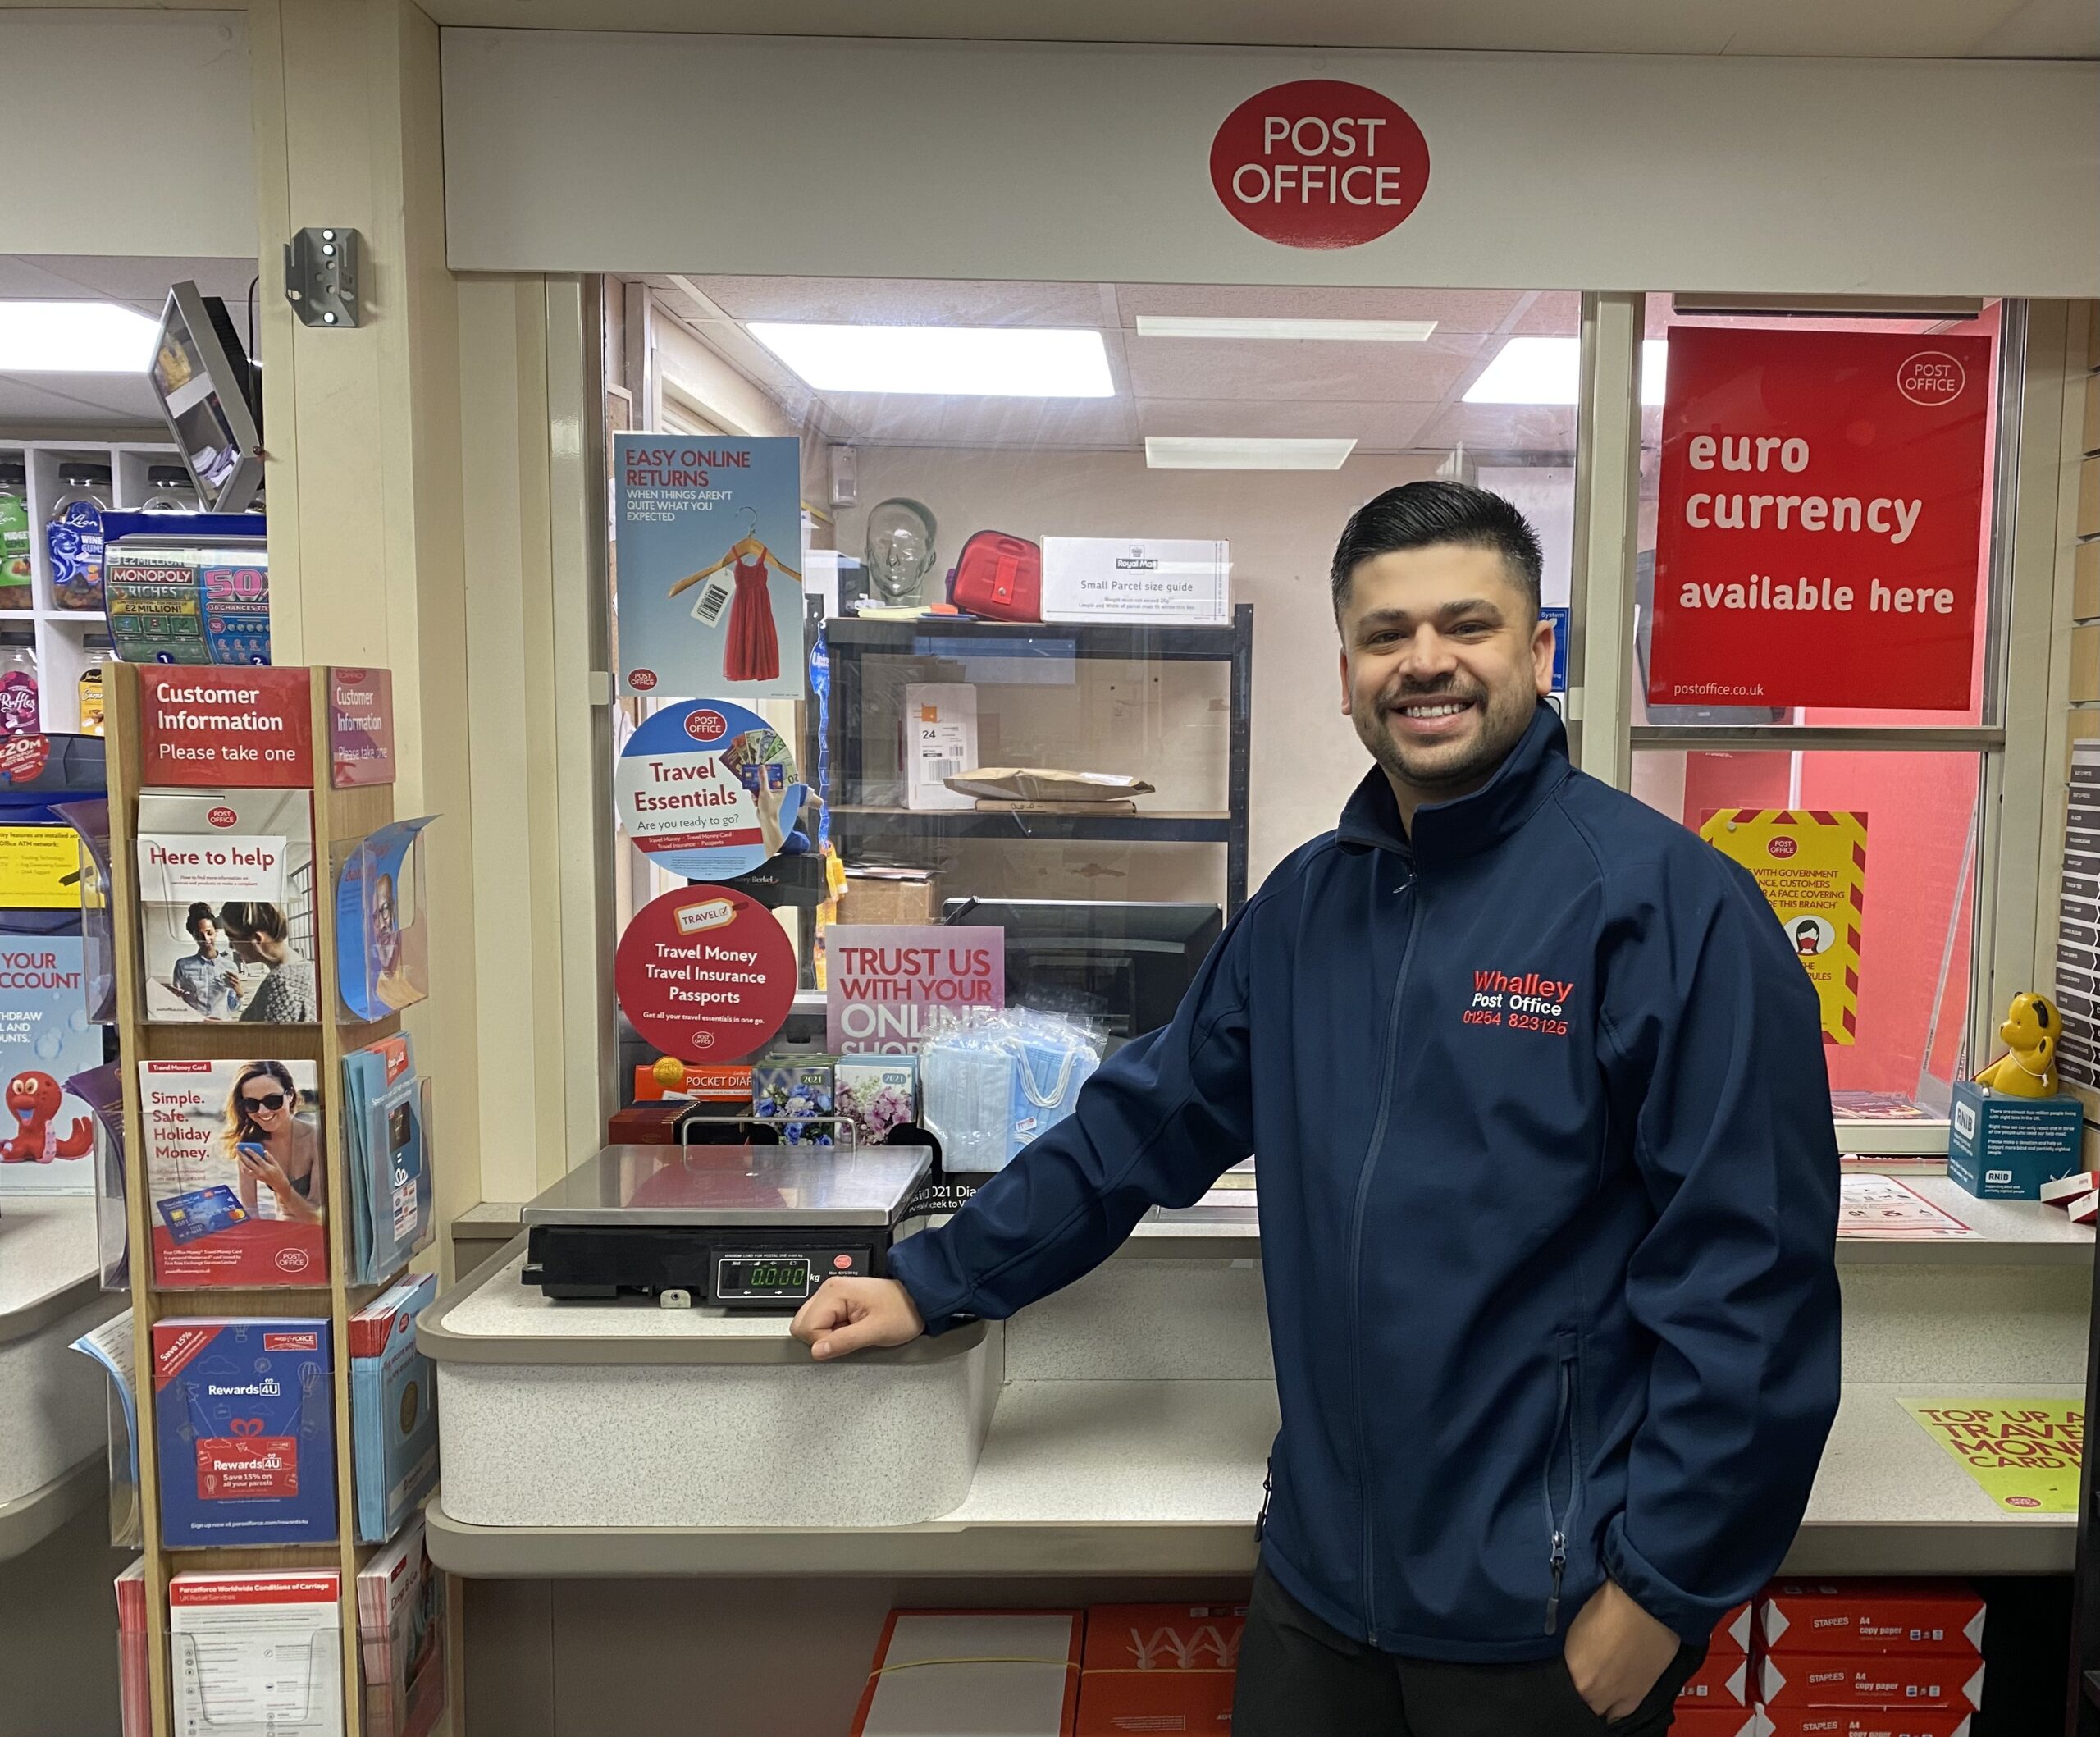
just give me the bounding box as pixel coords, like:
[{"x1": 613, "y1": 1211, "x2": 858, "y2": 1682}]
[{"x1": 1647, "y1": 327, "x2": 1993, "y2": 711}]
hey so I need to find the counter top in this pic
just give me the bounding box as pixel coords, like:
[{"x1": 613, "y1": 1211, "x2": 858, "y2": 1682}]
[
  {"x1": 446, "y1": 1172, "x2": 2093, "y2": 1271},
  {"x1": 0, "y1": 1196, "x2": 106, "y2": 1344},
  {"x1": 422, "y1": 1377, "x2": 2078, "y2": 1580},
  {"x1": 422, "y1": 1244, "x2": 986, "y2": 1367},
  {"x1": 0, "y1": 1451, "x2": 103, "y2": 1564}
]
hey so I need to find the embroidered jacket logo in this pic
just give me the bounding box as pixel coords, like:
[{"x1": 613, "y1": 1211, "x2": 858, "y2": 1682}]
[{"x1": 1463, "y1": 969, "x2": 1575, "y2": 1035}]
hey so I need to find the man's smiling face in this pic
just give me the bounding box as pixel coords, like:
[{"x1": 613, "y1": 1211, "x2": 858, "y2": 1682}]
[{"x1": 1337, "y1": 541, "x2": 1554, "y2": 808}]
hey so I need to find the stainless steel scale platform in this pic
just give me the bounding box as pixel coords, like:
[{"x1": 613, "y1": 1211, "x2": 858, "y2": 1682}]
[{"x1": 519, "y1": 1141, "x2": 934, "y2": 1309}]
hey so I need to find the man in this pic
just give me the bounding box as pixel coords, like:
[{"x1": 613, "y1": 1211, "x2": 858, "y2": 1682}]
[{"x1": 794, "y1": 482, "x2": 1841, "y2": 1736}]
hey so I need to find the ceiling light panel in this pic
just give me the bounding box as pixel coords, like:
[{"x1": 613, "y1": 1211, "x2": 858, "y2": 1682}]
[
  {"x1": 1134, "y1": 315, "x2": 1437, "y2": 343},
  {"x1": 1145, "y1": 437, "x2": 1358, "y2": 470},
  {"x1": 1462, "y1": 336, "x2": 1668, "y2": 406},
  {"x1": 746, "y1": 322, "x2": 1114, "y2": 397},
  {"x1": 0, "y1": 300, "x2": 159, "y2": 373}
]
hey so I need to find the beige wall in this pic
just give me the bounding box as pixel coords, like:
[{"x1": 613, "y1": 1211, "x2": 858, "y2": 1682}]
[
  {"x1": 0, "y1": 11, "x2": 256, "y2": 257},
  {"x1": 839, "y1": 445, "x2": 1448, "y2": 887},
  {"x1": 441, "y1": 32, "x2": 2099, "y2": 295}
]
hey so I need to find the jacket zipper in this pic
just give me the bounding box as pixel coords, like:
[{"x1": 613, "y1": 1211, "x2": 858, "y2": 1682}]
[
  {"x1": 1254, "y1": 1459, "x2": 1274, "y2": 1542},
  {"x1": 1541, "y1": 1337, "x2": 1583, "y2": 1635},
  {"x1": 1346, "y1": 875, "x2": 1421, "y2": 1644}
]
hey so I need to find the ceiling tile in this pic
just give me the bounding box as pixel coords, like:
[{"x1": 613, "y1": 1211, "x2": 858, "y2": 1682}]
[
  {"x1": 0, "y1": 373, "x2": 162, "y2": 424},
  {"x1": 1413, "y1": 401, "x2": 1579, "y2": 454},
  {"x1": 1112, "y1": 283, "x2": 1536, "y2": 333},
  {"x1": 692, "y1": 275, "x2": 1107, "y2": 327},
  {"x1": 1123, "y1": 337, "x2": 1473, "y2": 404},
  {"x1": 0, "y1": 255, "x2": 255, "y2": 312},
  {"x1": 1135, "y1": 397, "x2": 1439, "y2": 451},
  {"x1": 425, "y1": 0, "x2": 2098, "y2": 57},
  {"x1": 812, "y1": 391, "x2": 1136, "y2": 449}
]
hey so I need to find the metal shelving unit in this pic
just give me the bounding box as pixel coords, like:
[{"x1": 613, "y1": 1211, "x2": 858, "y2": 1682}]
[{"x1": 821, "y1": 604, "x2": 1254, "y2": 915}]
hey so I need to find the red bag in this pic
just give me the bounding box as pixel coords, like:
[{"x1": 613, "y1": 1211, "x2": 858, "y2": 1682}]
[{"x1": 951, "y1": 531, "x2": 1042, "y2": 621}]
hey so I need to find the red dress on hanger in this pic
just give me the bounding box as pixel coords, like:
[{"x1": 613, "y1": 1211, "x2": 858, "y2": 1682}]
[{"x1": 724, "y1": 549, "x2": 780, "y2": 683}]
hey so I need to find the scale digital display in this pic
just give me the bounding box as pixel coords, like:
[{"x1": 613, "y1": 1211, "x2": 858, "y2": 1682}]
[{"x1": 715, "y1": 1255, "x2": 816, "y2": 1300}]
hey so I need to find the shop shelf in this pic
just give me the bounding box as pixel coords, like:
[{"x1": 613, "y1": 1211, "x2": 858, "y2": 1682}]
[
  {"x1": 826, "y1": 804, "x2": 1235, "y2": 844},
  {"x1": 819, "y1": 601, "x2": 1253, "y2": 913},
  {"x1": 824, "y1": 615, "x2": 1243, "y2": 665}
]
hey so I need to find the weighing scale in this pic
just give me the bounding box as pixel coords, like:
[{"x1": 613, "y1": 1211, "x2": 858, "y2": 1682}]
[{"x1": 520, "y1": 1142, "x2": 934, "y2": 1309}]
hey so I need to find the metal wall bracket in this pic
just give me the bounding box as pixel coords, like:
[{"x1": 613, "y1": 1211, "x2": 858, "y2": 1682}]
[{"x1": 284, "y1": 227, "x2": 362, "y2": 327}]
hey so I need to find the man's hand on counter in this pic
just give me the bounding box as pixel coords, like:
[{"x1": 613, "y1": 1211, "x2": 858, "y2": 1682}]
[{"x1": 791, "y1": 1278, "x2": 927, "y2": 1360}]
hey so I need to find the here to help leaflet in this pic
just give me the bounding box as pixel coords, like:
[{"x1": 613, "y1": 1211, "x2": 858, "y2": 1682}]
[
  {"x1": 341, "y1": 1034, "x2": 433, "y2": 1286},
  {"x1": 169, "y1": 1570, "x2": 342, "y2": 1737},
  {"x1": 153, "y1": 1317, "x2": 337, "y2": 1548},
  {"x1": 350, "y1": 1272, "x2": 440, "y2": 1544}
]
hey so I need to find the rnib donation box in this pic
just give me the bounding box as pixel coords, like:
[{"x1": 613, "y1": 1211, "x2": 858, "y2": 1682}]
[{"x1": 1946, "y1": 1079, "x2": 2084, "y2": 1200}]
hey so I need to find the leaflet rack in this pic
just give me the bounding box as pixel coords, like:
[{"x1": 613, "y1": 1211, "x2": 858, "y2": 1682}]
[{"x1": 105, "y1": 662, "x2": 455, "y2": 1737}]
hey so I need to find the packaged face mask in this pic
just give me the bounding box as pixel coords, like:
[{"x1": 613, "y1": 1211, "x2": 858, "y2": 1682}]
[{"x1": 920, "y1": 1008, "x2": 1101, "y2": 1173}]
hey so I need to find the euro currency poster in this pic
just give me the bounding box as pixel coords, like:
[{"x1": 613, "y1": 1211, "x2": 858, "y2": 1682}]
[{"x1": 614, "y1": 435, "x2": 804, "y2": 700}]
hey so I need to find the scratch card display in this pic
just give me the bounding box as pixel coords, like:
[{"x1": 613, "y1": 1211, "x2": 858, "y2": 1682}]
[
  {"x1": 142, "y1": 1058, "x2": 326, "y2": 1287},
  {"x1": 334, "y1": 816, "x2": 436, "y2": 1021},
  {"x1": 135, "y1": 788, "x2": 317, "y2": 1025},
  {"x1": 153, "y1": 1317, "x2": 336, "y2": 1547}
]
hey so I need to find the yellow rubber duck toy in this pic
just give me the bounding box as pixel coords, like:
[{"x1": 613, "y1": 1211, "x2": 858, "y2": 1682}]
[{"x1": 1973, "y1": 992, "x2": 2060, "y2": 1098}]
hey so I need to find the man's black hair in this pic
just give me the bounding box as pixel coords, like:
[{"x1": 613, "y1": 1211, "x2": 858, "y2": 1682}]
[{"x1": 1330, "y1": 481, "x2": 1544, "y2": 619}]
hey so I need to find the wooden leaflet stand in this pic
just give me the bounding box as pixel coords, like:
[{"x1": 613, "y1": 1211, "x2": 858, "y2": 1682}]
[{"x1": 106, "y1": 662, "x2": 444, "y2": 1737}]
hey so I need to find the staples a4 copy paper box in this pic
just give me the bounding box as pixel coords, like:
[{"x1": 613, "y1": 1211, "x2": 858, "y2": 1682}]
[{"x1": 1755, "y1": 1579, "x2": 1986, "y2": 1656}]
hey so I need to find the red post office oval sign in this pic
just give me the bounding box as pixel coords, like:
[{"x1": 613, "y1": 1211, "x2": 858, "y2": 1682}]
[{"x1": 1210, "y1": 80, "x2": 1431, "y2": 249}]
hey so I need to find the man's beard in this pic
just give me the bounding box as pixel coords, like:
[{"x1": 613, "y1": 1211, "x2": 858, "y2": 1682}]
[{"x1": 1352, "y1": 675, "x2": 1536, "y2": 798}]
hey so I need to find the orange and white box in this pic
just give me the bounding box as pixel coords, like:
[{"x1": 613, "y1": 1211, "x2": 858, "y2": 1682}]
[
  {"x1": 1756, "y1": 1654, "x2": 1985, "y2": 1712},
  {"x1": 1754, "y1": 1711, "x2": 1974, "y2": 1737},
  {"x1": 1712, "y1": 1600, "x2": 1754, "y2": 1653},
  {"x1": 1075, "y1": 1603, "x2": 1244, "y2": 1735},
  {"x1": 852, "y1": 1610, "x2": 1083, "y2": 1737},
  {"x1": 1673, "y1": 1711, "x2": 1758, "y2": 1737},
  {"x1": 1756, "y1": 1580, "x2": 1985, "y2": 1656},
  {"x1": 1677, "y1": 1649, "x2": 1752, "y2": 1706}
]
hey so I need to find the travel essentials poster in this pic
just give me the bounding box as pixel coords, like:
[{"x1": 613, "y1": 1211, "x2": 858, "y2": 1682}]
[
  {"x1": 1701, "y1": 808, "x2": 1867, "y2": 1044},
  {"x1": 1900, "y1": 1398, "x2": 2083, "y2": 1512},
  {"x1": 0, "y1": 934, "x2": 100, "y2": 1195},
  {"x1": 614, "y1": 435, "x2": 805, "y2": 700},
  {"x1": 1649, "y1": 327, "x2": 1992, "y2": 709},
  {"x1": 615, "y1": 699, "x2": 805, "y2": 880}
]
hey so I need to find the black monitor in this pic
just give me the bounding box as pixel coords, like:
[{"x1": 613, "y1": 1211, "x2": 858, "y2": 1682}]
[
  {"x1": 941, "y1": 898, "x2": 1223, "y2": 1047},
  {"x1": 148, "y1": 281, "x2": 263, "y2": 513}
]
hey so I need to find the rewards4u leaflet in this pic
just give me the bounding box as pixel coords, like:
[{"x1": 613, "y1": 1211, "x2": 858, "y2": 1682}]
[{"x1": 614, "y1": 436, "x2": 805, "y2": 700}]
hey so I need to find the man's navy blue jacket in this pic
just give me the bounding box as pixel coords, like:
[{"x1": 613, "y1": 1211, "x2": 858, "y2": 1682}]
[{"x1": 888, "y1": 702, "x2": 1841, "y2": 1662}]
